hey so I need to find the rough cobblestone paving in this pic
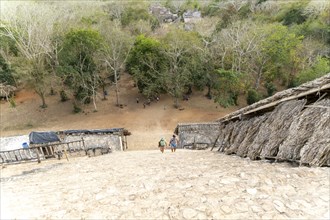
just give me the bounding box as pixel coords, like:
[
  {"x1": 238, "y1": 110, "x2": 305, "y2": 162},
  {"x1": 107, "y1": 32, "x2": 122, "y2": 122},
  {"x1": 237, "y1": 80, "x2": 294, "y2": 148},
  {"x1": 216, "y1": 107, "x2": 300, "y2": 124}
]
[{"x1": 1, "y1": 150, "x2": 329, "y2": 219}]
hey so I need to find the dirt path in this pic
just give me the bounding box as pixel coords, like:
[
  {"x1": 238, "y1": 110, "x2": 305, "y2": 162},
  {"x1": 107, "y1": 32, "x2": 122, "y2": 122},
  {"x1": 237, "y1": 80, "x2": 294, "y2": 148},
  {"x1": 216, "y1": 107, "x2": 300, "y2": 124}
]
[
  {"x1": 0, "y1": 73, "x2": 237, "y2": 150},
  {"x1": 1, "y1": 150, "x2": 329, "y2": 219}
]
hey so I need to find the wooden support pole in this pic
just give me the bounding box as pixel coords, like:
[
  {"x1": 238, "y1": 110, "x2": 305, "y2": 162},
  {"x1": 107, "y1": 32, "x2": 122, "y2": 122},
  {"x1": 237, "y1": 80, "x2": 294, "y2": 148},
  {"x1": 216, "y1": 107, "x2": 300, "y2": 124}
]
[
  {"x1": 49, "y1": 146, "x2": 53, "y2": 157},
  {"x1": 211, "y1": 134, "x2": 221, "y2": 151},
  {"x1": 28, "y1": 149, "x2": 33, "y2": 158},
  {"x1": 45, "y1": 146, "x2": 49, "y2": 157},
  {"x1": 36, "y1": 148, "x2": 41, "y2": 163},
  {"x1": 3, "y1": 152, "x2": 8, "y2": 161},
  {"x1": 66, "y1": 143, "x2": 70, "y2": 155},
  {"x1": 38, "y1": 147, "x2": 41, "y2": 158},
  {"x1": 217, "y1": 140, "x2": 223, "y2": 152},
  {"x1": 82, "y1": 138, "x2": 86, "y2": 151},
  {"x1": 123, "y1": 135, "x2": 128, "y2": 150},
  {"x1": 18, "y1": 150, "x2": 23, "y2": 160},
  {"x1": 15, "y1": 153, "x2": 19, "y2": 161},
  {"x1": 63, "y1": 149, "x2": 69, "y2": 161}
]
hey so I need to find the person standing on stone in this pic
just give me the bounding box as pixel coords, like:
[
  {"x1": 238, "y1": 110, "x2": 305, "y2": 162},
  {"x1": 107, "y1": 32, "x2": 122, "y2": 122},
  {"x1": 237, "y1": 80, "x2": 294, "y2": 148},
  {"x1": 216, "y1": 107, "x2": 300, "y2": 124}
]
[
  {"x1": 169, "y1": 135, "x2": 178, "y2": 152},
  {"x1": 158, "y1": 138, "x2": 167, "y2": 153}
]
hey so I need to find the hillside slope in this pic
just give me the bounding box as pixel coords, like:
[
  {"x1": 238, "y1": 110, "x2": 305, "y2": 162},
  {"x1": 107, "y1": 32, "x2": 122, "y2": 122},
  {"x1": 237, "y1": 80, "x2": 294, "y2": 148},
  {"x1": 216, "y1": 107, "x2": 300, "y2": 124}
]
[{"x1": 0, "y1": 73, "x2": 239, "y2": 150}]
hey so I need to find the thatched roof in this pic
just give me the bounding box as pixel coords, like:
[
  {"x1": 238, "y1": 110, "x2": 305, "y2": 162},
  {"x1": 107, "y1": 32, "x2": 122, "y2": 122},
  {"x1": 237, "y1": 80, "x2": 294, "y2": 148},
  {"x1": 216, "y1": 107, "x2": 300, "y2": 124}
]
[
  {"x1": 174, "y1": 122, "x2": 220, "y2": 134},
  {"x1": 212, "y1": 98, "x2": 330, "y2": 166},
  {"x1": 174, "y1": 74, "x2": 330, "y2": 166},
  {"x1": 217, "y1": 73, "x2": 330, "y2": 123}
]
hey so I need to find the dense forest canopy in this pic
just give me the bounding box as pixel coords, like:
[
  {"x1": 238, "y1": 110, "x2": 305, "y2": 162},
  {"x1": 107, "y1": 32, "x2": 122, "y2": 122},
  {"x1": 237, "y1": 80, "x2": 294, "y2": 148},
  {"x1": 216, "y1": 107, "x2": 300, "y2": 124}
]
[{"x1": 0, "y1": 0, "x2": 329, "y2": 110}]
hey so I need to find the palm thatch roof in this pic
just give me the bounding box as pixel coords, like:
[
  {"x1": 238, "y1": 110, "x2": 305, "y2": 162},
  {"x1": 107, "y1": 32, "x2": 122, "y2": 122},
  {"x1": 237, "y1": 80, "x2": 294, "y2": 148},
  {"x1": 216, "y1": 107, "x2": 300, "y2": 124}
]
[
  {"x1": 217, "y1": 73, "x2": 330, "y2": 123},
  {"x1": 175, "y1": 74, "x2": 330, "y2": 166}
]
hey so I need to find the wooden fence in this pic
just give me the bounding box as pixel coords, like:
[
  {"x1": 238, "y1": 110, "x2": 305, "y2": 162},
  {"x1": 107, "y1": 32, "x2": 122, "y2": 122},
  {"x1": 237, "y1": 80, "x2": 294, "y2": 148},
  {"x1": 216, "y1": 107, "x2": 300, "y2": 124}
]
[{"x1": 0, "y1": 139, "x2": 86, "y2": 164}]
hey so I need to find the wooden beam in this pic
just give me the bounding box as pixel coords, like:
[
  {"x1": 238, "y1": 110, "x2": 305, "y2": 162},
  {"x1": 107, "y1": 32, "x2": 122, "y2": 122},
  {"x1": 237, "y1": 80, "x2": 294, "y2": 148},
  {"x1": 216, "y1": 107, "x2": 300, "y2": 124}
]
[{"x1": 304, "y1": 105, "x2": 330, "y2": 109}]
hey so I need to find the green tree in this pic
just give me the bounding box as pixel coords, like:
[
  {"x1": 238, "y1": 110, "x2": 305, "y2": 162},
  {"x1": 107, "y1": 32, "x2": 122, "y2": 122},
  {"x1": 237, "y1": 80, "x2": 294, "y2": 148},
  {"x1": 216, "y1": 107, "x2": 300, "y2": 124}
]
[
  {"x1": 279, "y1": 3, "x2": 309, "y2": 26},
  {"x1": 121, "y1": 7, "x2": 159, "y2": 30},
  {"x1": 0, "y1": 34, "x2": 17, "y2": 86},
  {"x1": 58, "y1": 29, "x2": 102, "y2": 111},
  {"x1": 295, "y1": 57, "x2": 330, "y2": 85},
  {"x1": 181, "y1": 0, "x2": 201, "y2": 11},
  {"x1": 213, "y1": 69, "x2": 242, "y2": 108},
  {"x1": 261, "y1": 23, "x2": 303, "y2": 85},
  {"x1": 98, "y1": 23, "x2": 133, "y2": 106},
  {"x1": 189, "y1": 35, "x2": 218, "y2": 99},
  {"x1": 162, "y1": 29, "x2": 202, "y2": 108},
  {"x1": 0, "y1": 55, "x2": 16, "y2": 86},
  {"x1": 239, "y1": 23, "x2": 303, "y2": 89},
  {"x1": 127, "y1": 35, "x2": 168, "y2": 98},
  {"x1": 1, "y1": 4, "x2": 58, "y2": 108}
]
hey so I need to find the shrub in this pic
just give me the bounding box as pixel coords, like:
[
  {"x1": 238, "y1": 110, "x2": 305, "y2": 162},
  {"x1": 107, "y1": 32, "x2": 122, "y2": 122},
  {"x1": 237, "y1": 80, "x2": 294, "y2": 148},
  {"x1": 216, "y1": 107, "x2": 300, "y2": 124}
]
[
  {"x1": 278, "y1": 3, "x2": 309, "y2": 26},
  {"x1": 60, "y1": 90, "x2": 69, "y2": 102},
  {"x1": 265, "y1": 82, "x2": 276, "y2": 97},
  {"x1": 9, "y1": 97, "x2": 16, "y2": 108},
  {"x1": 247, "y1": 89, "x2": 262, "y2": 105},
  {"x1": 295, "y1": 57, "x2": 329, "y2": 85},
  {"x1": 73, "y1": 103, "x2": 81, "y2": 113}
]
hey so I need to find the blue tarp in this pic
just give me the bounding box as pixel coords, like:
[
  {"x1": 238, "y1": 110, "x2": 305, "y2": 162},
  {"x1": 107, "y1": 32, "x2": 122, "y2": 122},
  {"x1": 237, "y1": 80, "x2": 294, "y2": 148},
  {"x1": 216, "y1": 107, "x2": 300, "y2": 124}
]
[{"x1": 29, "y1": 131, "x2": 60, "y2": 144}]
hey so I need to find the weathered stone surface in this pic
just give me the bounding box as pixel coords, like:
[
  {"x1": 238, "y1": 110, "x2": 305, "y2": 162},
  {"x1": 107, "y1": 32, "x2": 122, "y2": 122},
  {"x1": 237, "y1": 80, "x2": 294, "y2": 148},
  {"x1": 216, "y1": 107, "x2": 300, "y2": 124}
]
[
  {"x1": 221, "y1": 205, "x2": 232, "y2": 214},
  {"x1": 182, "y1": 208, "x2": 197, "y2": 219},
  {"x1": 246, "y1": 188, "x2": 258, "y2": 195},
  {"x1": 273, "y1": 200, "x2": 286, "y2": 213},
  {"x1": 1, "y1": 150, "x2": 329, "y2": 219}
]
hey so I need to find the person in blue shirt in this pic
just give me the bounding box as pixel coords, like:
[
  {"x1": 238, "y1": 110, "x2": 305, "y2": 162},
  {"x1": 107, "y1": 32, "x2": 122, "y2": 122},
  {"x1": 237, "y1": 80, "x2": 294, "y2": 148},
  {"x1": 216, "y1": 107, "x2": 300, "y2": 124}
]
[{"x1": 169, "y1": 135, "x2": 178, "y2": 152}]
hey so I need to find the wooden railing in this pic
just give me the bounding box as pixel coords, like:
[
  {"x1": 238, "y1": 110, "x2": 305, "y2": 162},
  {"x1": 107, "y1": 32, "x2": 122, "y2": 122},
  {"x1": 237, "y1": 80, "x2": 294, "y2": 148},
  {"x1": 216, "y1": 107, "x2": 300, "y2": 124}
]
[
  {"x1": 0, "y1": 139, "x2": 86, "y2": 164},
  {"x1": 0, "y1": 148, "x2": 40, "y2": 164}
]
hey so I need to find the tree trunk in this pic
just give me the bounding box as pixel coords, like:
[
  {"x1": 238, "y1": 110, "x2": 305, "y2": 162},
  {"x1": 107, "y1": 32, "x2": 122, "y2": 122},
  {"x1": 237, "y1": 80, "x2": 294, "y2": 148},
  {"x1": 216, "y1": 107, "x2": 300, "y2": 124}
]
[
  {"x1": 187, "y1": 85, "x2": 192, "y2": 95},
  {"x1": 255, "y1": 76, "x2": 260, "y2": 90},
  {"x1": 174, "y1": 97, "x2": 179, "y2": 108},
  {"x1": 102, "y1": 84, "x2": 107, "y2": 100},
  {"x1": 114, "y1": 70, "x2": 119, "y2": 106},
  {"x1": 39, "y1": 91, "x2": 47, "y2": 108},
  {"x1": 92, "y1": 93, "x2": 97, "y2": 112},
  {"x1": 206, "y1": 83, "x2": 212, "y2": 99},
  {"x1": 93, "y1": 94, "x2": 97, "y2": 112},
  {"x1": 255, "y1": 68, "x2": 263, "y2": 90}
]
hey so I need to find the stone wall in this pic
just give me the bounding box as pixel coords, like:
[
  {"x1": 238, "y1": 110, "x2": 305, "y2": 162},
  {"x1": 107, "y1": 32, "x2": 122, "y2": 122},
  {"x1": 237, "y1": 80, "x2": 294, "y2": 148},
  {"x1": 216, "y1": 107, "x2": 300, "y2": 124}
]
[
  {"x1": 63, "y1": 134, "x2": 123, "y2": 151},
  {"x1": 1, "y1": 133, "x2": 124, "y2": 152},
  {"x1": 176, "y1": 123, "x2": 222, "y2": 149}
]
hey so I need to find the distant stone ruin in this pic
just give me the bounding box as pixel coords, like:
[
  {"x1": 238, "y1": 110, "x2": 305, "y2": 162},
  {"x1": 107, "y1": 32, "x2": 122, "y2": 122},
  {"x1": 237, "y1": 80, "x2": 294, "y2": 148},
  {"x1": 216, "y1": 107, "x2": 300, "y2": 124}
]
[
  {"x1": 183, "y1": 10, "x2": 202, "y2": 31},
  {"x1": 175, "y1": 73, "x2": 330, "y2": 167},
  {"x1": 149, "y1": 4, "x2": 179, "y2": 23},
  {"x1": 183, "y1": 10, "x2": 202, "y2": 23}
]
